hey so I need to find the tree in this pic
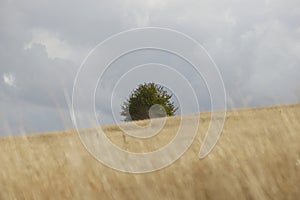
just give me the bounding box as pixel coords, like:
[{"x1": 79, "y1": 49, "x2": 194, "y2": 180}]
[{"x1": 121, "y1": 82, "x2": 178, "y2": 121}]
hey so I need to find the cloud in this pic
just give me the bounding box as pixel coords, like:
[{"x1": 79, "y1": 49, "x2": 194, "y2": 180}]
[
  {"x1": 2, "y1": 73, "x2": 16, "y2": 87},
  {"x1": 0, "y1": 0, "x2": 299, "y2": 135}
]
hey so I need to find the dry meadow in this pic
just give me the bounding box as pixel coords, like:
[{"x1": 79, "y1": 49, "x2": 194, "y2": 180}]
[{"x1": 0, "y1": 103, "x2": 300, "y2": 199}]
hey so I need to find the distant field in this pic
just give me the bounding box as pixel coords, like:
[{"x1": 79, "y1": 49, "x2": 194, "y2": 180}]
[{"x1": 0, "y1": 103, "x2": 299, "y2": 199}]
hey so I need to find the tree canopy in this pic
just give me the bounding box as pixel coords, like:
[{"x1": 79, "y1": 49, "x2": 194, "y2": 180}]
[{"x1": 121, "y1": 82, "x2": 178, "y2": 121}]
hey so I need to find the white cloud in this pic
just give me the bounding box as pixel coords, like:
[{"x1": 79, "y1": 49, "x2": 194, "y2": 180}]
[
  {"x1": 3, "y1": 73, "x2": 16, "y2": 87},
  {"x1": 24, "y1": 29, "x2": 88, "y2": 64}
]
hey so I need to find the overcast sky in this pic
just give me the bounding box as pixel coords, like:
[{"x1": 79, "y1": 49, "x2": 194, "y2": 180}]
[{"x1": 1, "y1": 0, "x2": 299, "y2": 135}]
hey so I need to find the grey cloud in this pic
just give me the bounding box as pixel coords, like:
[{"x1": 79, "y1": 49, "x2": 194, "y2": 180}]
[{"x1": 0, "y1": 0, "x2": 299, "y2": 135}]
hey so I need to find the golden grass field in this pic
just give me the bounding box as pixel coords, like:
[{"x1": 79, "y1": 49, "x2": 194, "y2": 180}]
[{"x1": 0, "y1": 103, "x2": 300, "y2": 199}]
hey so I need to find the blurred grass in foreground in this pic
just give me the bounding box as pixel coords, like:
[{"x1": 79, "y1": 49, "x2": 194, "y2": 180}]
[{"x1": 0, "y1": 103, "x2": 299, "y2": 199}]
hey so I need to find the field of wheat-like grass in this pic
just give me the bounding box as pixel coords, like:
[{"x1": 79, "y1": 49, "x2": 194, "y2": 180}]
[{"x1": 0, "y1": 103, "x2": 299, "y2": 199}]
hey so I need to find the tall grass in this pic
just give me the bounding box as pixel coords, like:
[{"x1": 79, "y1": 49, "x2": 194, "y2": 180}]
[{"x1": 0, "y1": 103, "x2": 299, "y2": 199}]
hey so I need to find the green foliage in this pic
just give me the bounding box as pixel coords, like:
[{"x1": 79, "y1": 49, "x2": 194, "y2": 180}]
[{"x1": 121, "y1": 82, "x2": 178, "y2": 121}]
